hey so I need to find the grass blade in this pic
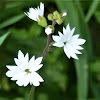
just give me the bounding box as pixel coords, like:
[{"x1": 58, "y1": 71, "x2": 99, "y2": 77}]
[
  {"x1": 89, "y1": 72, "x2": 100, "y2": 100},
  {"x1": 0, "y1": 32, "x2": 10, "y2": 46},
  {"x1": 85, "y1": 0, "x2": 100, "y2": 22},
  {"x1": 0, "y1": 14, "x2": 25, "y2": 29}
]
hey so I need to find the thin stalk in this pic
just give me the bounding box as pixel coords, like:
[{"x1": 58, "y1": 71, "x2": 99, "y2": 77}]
[
  {"x1": 42, "y1": 34, "x2": 51, "y2": 58},
  {"x1": 28, "y1": 85, "x2": 35, "y2": 100}
]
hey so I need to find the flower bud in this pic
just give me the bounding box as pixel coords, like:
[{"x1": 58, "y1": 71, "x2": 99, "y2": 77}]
[
  {"x1": 37, "y1": 16, "x2": 47, "y2": 27},
  {"x1": 56, "y1": 18, "x2": 63, "y2": 25},
  {"x1": 61, "y1": 12, "x2": 67, "y2": 21},
  {"x1": 48, "y1": 13, "x2": 53, "y2": 21},
  {"x1": 61, "y1": 12, "x2": 67, "y2": 17},
  {"x1": 53, "y1": 11, "x2": 61, "y2": 20},
  {"x1": 45, "y1": 25, "x2": 55, "y2": 35}
]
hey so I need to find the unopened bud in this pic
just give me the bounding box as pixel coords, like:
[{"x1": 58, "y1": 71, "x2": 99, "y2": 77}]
[
  {"x1": 61, "y1": 12, "x2": 67, "y2": 17},
  {"x1": 48, "y1": 13, "x2": 53, "y2": 21},
  {"x1": 61, "y1": 12, "x2": 67, "y2": 21},
  {"x1": 37, "y1": 16, "x2": 47, "y2": 27},
  {"x1": 56, "y1": 18, "x2": 63, "y2": 25},
  {"x1": 53, "y1": 11, "x2": 61, "y2": 20},
  {"x1": 45, "y1": 25, "x2": 55, "y2": 35}
]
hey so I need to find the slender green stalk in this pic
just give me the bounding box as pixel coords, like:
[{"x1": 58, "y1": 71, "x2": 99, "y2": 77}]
[{"x1": 28, "y1": 85, "x2": 35, "y2": 100}]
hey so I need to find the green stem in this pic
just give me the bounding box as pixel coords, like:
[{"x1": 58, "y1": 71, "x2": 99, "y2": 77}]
[{"x1": 28, "y1": 85, "x2": 35, "y2": 100}]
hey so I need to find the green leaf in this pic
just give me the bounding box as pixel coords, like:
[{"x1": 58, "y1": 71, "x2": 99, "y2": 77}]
[
  {"x1": 95, "y1": 11, "x2": 100, "y2": 23},
  {"x1": 0, "y1": 14, "x2": 25, "y2": 29},
  {"x1": 89, "y1": 59, "x2": 100, "y2": 73},
  {"x1": 0, "y1": 98, "x2": 8, "y2": 100},
  {"x1": 0, "y1": 32, "x2": 10, "y2": 46},
  {"x1": 74, "y1": 56, "x2": 88, "y2": 100},
  {"x1": 89, "y1": 72, "x2": 100, "y2": 100},
  {"x1": 85, "y1": 0, "x2": 100, "y2": 22},
  {"x1": 37, "y1": 93, "x2": 48, "y2": 100}
]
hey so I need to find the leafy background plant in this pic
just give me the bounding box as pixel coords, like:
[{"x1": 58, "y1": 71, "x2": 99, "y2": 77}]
[{"x1": 0, "y1": 0, "x2": 100, "y2": 100}]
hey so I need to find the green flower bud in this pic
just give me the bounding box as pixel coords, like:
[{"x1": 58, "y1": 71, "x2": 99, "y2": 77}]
[
  {"x1": 48, "y1": 13, "x2": 53, "y2": 21},
  {"x1": 61, "y1": 12, "x2": 67, "y2": 21},
  {"x1": 61, "y1": 12, "x2": 67, "y2": 18},
  {"x1": 53, "y1": 11, "x2": 61, "y2": 20},
  {"x1": 37, "y1": 16, "x2": 47, "y2": 27},
  {"x1": 56, "y1": 18, "x2": 63, "y2": 25}
]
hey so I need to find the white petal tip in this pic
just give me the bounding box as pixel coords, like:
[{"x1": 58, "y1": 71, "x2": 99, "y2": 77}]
[
  {"x1": 62, "y1": 12, "x2": 67, "y2": 16},
  {"x1": 45, "y1": 27, "x2": 52, "y2": 35}
]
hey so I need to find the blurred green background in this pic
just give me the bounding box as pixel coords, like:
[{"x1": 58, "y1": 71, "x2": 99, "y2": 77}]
[{"x1": 0, "y1": 0, "x2": 100, "y2": 100}]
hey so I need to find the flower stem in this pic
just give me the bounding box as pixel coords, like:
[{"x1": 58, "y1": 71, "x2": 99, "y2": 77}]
[
  {"x1": 28, "y1": 20, "x2": 56, "y2": 100},
  {"x1": 28, "y1": 85, "x2": 35, "y2": 100},
  {"x1": 42, "y1": 34, "x2": 51, "y2": 58}
]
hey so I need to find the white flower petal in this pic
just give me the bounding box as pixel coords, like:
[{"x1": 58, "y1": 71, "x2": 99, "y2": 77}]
[
  {"x1": 31, "y1": 79, "x2": 40, "y2": 86},
  {"x1": 64, "y1": 44, "x2": 79, "y2": 59},
  {"x1": 30, "y1": 64, "x2": 43, "y2": 72},
  {"x1": 45, "y1": 27, "x2": 52, "y2": 35},
  {"x1": 58, "y1": 31, "x2": 63, "y2": 37},
  {"x1": 24, "y1": 53, "x2": 29, "y2": 67},
  {"x1": 25, "y1": 2, "x2": 44, "y2": 21},
  {"x1": 23, "y1": 74, "x2": 30, "y2": 86},
  {"x1": 16, "y1": 79, "x2": 24, "y2": 86},
  {"x1": 29, "y1": 56, "x2": 35, "y2": 64},
  {"x1": 76, "y1": 46, "x2": 84, "y2": 50},
  {"x1": 34, "y1": 57, "x2": 43, "y2": 65},
  {"x1": 31, "y1": 72, "x2": 44, "y2": 82},
  {"x1": 64, "y1": 46, "x2": 71, "y2": 59},
  {"x1": 65, "y1": 24, "x2": 70, "y2": 35},
  {"x1": 16, "y1": 72, "x2": 26, "y2": 80},
  {"x1": 18, "y1": 50, "x2": 24, "y2": 61},
  {"x1": 6, "y1": 65, "x2": 17, "y2": 71},
  {"x1": 6, "y1": 71, "x2": 15, "y2": 77},
  {"x1": 52, "y1": 35, "x2": 60, "y2": 42},
  {"x1": 70, "y1": 52, "x2": 78, "y2": 60},
  {"x1": 76, "y1": 39, "x2": 86, "y2": 45},
  {"x1": 53, "y1": 42, "x2": 64, "y2": 47},
  {"x1": 40, "y1": 2, "x2": 44, "y2": 16},
  {"x1": 14, "y1": 58, "x2": 25, "y2": 71}
]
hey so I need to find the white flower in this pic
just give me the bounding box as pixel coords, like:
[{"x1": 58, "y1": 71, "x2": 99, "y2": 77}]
[
  {"x1": 6, "y1": 50, "x2": 44, "y2": 87},
  {"x1": 52, "y1": 24, "x2": 86, "y2": 59},
  {"x1": 45, "y1": 27, "x2": 52, "y2": 35},
  {"x1": 24, "y1": 2, "x2": 44, "y2": 21}
]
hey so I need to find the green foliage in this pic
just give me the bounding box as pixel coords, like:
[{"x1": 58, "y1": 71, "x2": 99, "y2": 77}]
[
  {"x1": 95, "y1": 11, "x2": 100, "y2": 23},
  {"x1": 85, "y1": 0, "x2": 100, "y2": 22},
  {"x1": 0, "y1": 14, "x2": 25, "y2": 29},
  {"x1": 0, "y1": 0, "x2": 100, "y2": 100},
  {"x1": 0, "y1": 32, "x2": 10, "y2": 46}
]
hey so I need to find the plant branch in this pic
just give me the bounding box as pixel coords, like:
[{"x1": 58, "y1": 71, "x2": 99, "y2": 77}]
[{"x1": 42, "y1": 34, "x2": 51, "y2": 58}]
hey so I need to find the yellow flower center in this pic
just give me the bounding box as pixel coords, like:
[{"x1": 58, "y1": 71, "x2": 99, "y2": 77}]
[
  {"x1": 25, "y1": 69, "x2": 31, "y2": 73},
  {"x1": 64, "y1": 42, "x2": 66, "y2": 45}
]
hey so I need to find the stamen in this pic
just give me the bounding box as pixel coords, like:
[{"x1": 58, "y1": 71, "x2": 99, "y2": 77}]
[{"x1": 25, "y1": 69, "x2": 31, "y2": 73}]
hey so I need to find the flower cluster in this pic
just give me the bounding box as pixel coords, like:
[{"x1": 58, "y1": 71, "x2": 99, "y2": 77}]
[{"x1": 6, "y1": 2, "x2": 86, "y2": 87}]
